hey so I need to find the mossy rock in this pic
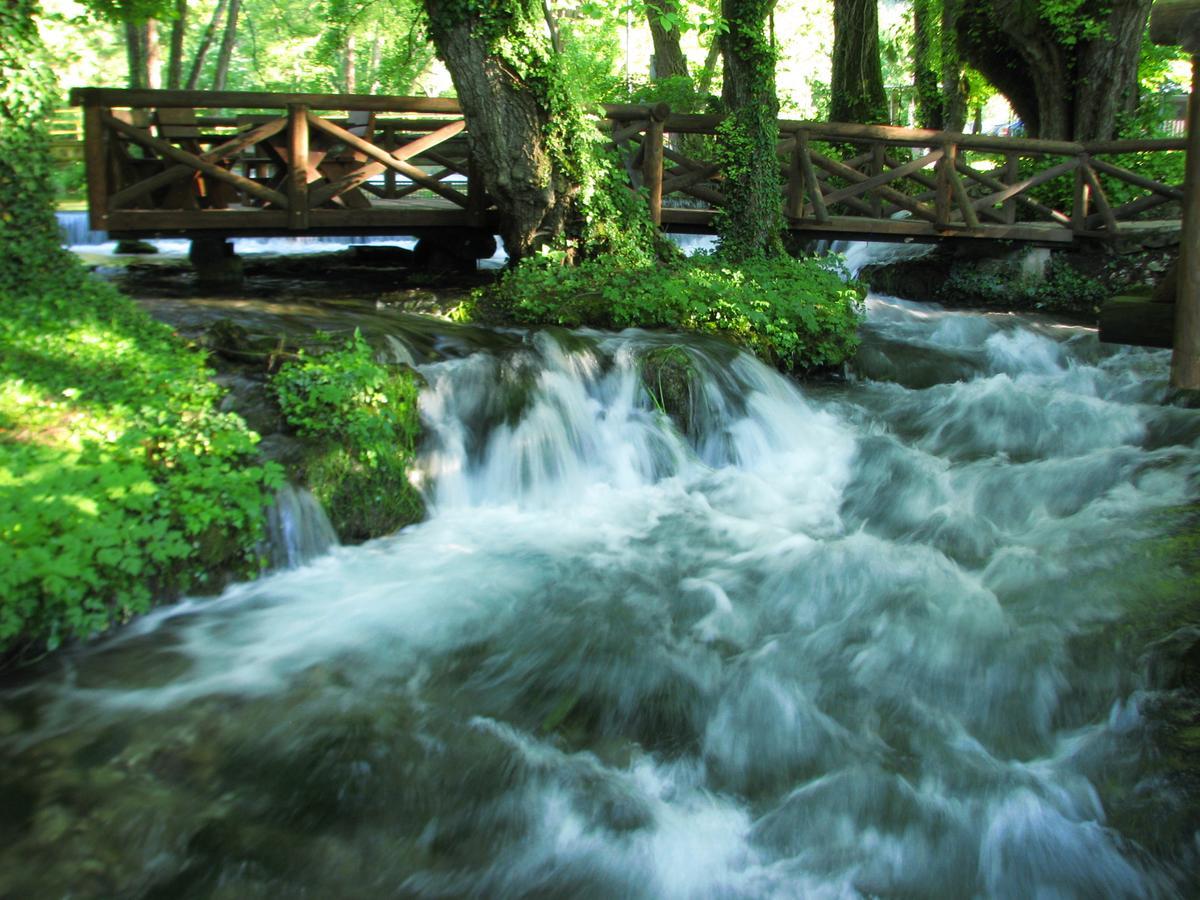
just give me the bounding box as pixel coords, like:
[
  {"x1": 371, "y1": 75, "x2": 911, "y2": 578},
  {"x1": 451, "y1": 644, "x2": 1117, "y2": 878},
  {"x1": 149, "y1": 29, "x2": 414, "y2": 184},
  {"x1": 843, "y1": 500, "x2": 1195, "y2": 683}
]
[
  {"x1": 641, "y1": 346, "x2": 699, "y2": 436},
  {"x1": 300, "y1": 445, "x2": 424, "y2": 544}
]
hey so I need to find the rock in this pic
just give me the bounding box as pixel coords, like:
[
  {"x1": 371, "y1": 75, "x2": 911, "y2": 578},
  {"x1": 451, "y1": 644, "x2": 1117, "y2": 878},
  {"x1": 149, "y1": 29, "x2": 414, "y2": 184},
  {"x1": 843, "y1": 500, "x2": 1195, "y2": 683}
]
[
  {"x1": 114, "y1": 239, "x2": 158, "y2": 255},
  {"x1": 641, "y1": 346, "x2": 699, "y2": 436}
]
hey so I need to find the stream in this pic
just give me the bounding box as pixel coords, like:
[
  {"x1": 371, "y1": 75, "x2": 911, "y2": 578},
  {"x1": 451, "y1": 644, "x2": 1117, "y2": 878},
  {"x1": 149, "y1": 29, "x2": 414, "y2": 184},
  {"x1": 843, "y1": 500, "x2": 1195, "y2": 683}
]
[{"x1": 2, "y1": 240, "x2": 1200, "y2": 897}]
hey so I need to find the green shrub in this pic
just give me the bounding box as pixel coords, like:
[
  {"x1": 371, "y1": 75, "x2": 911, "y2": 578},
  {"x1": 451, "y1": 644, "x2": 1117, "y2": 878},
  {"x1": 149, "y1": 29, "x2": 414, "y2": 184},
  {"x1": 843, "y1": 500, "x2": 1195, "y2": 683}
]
[
  {"x1": 474, "y1": 253, "x2": 866, "y2": 372},
  {"x1": 0, "y1": 281, "x2": 283, "y2": 661},
  {"x1": 272, "y1": 332, "x2": 425, "y2": 542}
]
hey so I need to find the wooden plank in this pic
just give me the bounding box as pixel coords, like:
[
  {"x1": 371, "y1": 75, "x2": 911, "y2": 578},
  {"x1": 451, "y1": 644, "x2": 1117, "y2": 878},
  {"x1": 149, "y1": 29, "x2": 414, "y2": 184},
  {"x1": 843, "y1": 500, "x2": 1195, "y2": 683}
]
[
  {"x1": 109, "y1": 116, "x2": 287, "y2": 209},
  {"x1": 643, "y1": 117, "x2": 664, "y2": 225},
  {"x1": 820, "y1": 149, "x2": 941, "y2": 205},
  {"x1": 83, "y1": 104, "x2": 109, "y2": 230},
  {"x1": 1089, "y1": 157, "x2": 1185, "y2": 200},
  {"x1": 307, "y1": 114, "x2": 467, "y2": 207},
  {"x1": 102, "y1": 110, "x2": 288, "y2": 208},
  {"x1": 287, "y1": 104, "x2": 309, "y2": 229}
]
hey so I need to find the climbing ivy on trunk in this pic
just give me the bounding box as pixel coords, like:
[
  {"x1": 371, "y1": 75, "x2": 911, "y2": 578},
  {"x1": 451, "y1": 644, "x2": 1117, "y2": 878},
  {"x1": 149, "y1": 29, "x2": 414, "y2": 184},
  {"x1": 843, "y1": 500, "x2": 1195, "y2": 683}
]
[{"x1": 716, "y1": 0, "x2": 784, "y2": 261}]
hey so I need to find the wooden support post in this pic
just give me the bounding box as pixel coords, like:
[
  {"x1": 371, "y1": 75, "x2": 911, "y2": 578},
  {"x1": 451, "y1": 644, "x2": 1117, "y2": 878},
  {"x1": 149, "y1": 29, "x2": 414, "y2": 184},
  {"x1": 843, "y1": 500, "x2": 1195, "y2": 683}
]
[
  {"x1": 1072, "y1": 156, "x2": 1089, "y2": 235},
  {"x1": 870, "y1": 142, "x2": 886, "y2": 218},
  {"x1": 1171, "y1": 52, "x2": 1200, "y2": 389},
  {"x1": 786, "y1": 135, "x2": 804, "y2": 218},
  {"x1": 287, "y1": 103, "x2": 309, "y2": 230},
  {"x1": 643, "y1": 114, "x2": 665, "y2": 226},
  {"x1": 935, "y1": 142, "x2": 954, "y2": 226},
  {"x1": 1003, "y1": 153, "x2": 1018, "y2": 224},
  {"x1": 796, "y1": 131, "x2": 829, "y2": 223},
  {"x1": 83, "y1": 103, "x2": 110, "y2": 231}
]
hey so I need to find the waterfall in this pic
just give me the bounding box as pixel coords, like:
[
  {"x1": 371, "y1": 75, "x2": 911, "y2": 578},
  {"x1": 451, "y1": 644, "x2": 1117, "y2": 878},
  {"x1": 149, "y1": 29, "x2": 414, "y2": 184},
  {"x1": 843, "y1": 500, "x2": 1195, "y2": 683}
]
[
  {"x1": 265, "y1": 484, "x2": 338, "y2": 570},
  {"x1": 1, "y1": 300, "x2": 1197, "y2": 899}
]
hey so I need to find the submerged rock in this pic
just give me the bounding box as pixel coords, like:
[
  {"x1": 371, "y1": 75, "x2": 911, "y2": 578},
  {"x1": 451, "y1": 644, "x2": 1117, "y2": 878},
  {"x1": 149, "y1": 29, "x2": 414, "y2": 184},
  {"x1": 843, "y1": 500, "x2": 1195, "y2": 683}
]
[{"x1": 640, "y1": 346, "x2": 699, "y2": 436}]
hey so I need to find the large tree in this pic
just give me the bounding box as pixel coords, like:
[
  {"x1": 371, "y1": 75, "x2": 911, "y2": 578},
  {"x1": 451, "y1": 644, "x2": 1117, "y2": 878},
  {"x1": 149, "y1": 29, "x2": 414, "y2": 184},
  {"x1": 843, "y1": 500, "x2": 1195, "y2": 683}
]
[
  {"x1": 647, "y1": 0, "x2": 690, "y2": 80},
  {"x1": 716, "y1": 0, "x2": 784, "y2": 259},
  {"x1": 957, "y1": 0, "x2": 1152, "y2": 140},
  {"x1": 829, "y1": 0, "x2": 887, "y2": 124}
]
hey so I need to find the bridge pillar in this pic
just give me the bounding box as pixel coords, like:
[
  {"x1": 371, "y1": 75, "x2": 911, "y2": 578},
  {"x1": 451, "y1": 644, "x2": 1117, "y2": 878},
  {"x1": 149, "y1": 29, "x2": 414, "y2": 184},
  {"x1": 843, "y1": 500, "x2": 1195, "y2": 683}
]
[{"x1": 188, "y1": 236, "x2": 243, "y2": 289}]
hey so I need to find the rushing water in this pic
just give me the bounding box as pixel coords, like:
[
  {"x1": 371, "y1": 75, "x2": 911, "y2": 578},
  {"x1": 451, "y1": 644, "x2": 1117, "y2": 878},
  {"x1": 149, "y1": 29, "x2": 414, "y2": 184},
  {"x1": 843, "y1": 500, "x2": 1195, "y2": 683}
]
[{"x1": 2, "y1": 286, "x2": 1199, "y2": 898}]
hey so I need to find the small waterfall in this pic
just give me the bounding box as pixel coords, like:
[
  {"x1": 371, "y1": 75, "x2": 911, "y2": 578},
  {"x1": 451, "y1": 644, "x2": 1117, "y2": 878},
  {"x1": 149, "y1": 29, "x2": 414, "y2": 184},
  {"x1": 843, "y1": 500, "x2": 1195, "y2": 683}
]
[
  {"x1": 56, "y1": 210, "x2": 108, "y2": 246},
  {"x1": 265, "y1": 484, "x2": 338, "y2": 569}
]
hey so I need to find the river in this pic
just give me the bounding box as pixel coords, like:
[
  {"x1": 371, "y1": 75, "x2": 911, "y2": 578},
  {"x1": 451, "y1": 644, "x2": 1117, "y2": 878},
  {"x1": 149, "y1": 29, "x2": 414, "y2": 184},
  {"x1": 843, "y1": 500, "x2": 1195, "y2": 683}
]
[{"x1": 2, "y1": 249, "x2": 1199, "y2": 897}]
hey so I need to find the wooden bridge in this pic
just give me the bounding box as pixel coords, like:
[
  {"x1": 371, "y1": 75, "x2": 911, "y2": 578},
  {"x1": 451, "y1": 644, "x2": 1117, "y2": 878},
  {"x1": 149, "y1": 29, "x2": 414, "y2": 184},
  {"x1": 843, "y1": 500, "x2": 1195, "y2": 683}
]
[{"x1": 70, "y1": 88, "x2": 1187, "y2": 248}]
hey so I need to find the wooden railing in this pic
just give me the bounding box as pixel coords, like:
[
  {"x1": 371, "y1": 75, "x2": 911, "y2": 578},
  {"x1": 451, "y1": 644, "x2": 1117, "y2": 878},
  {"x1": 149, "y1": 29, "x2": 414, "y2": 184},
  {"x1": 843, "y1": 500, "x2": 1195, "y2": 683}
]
[{"x1": 71, "y1": 88, "x2": 1186, "y2": 243}]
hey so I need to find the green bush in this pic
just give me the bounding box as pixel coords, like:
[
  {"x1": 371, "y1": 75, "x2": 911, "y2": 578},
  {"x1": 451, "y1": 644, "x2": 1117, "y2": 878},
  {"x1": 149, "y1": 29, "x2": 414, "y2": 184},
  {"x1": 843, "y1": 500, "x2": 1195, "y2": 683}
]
[
  {"x1": 472, "y1": 253, "x2": 866, "y2": 372},
  {"x1": 272, "y1": 332, "x2": 425, "y2": 542},
  {"x1": 0, "y1": 281, "x2": 283, "y2": 661}
]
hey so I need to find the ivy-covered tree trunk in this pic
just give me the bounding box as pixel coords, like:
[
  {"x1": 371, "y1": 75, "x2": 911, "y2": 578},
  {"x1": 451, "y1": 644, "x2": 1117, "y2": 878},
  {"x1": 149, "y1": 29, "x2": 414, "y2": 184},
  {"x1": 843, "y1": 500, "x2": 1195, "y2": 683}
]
[
  {"x1": 912, "y1": 0, "x2": 943, "y2": 129},
  {"x1": 940, "y1": 0, "x2": 966, "y2": 132},
  {"x1": 830, "y1": 0, "x2": 887, "y2": 124},
  {"x1": 717, "y1": 0, "x2": 783, "y2": 260},
  {"x1": 957, "y1": 0, "x2": 1151, "y2": 140},
  {"x1": 648, "y1": 1, "x2": 689, "y2": 80},
  {"x1": 0, "y1": 0, "x2": 76, "y2": 297},
  {"x1": 422, "y1": 0, "x2": 581, "y2": 261}
]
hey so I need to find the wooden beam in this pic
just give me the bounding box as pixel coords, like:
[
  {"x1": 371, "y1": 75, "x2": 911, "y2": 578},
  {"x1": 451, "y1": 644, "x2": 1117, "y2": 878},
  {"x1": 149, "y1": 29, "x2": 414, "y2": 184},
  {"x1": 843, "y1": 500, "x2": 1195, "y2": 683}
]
[
  {"x1": 74, "y1": 87, "x2": 463, "y2": 115},
  {"x1": 83, "y1": 103, "x2": 109, "y2": 230},
  {"x1": 307, "y1": 114, "x2": 468, "y2": 207},
  {"x1": 1080, "y1": 160, "x2": 1118, "y2": 233},
  {"x1": 643, "y1": 116, "x2": 664, "y2": 225},
  {"x1": 797, "y1": 132, "x2": 829, "y2": 224},
  {"x1": 820, "y1": 149, "x2": 942, "y2": 205},
  {"x1": 102, "y1": 110, "x2": 288, "y2": 208},
  {"x1": 287, "y1": 104, "x2": 309, "y2": 229},
  {"x1": 662, "y1": 163, "x2": 721, "y2": 194},
  {"x1": 966, "y1": 159, "x2": 1076, "y2": 220},
  {"x1": 1089, "y1": 157, "x2": 1185, "y2": 200},
  {"x1": 109, "y1": 116, "x2": 287, "y2": 209},
  {"x1": 808, "y1": 153, "x2": 921, "y2": 218},
  {"x1": 946, "y1": 145, "x2": 980, "y2": 228}
]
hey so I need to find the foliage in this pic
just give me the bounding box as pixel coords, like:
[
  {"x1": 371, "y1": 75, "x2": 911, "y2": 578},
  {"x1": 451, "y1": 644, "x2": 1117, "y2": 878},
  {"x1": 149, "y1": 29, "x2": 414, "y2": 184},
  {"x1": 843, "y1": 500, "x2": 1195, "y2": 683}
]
[
  {"x1": 476, "y1": 252, "x2": 865, "y2": 372},
  {"x1": 942, "y1": 254, "x2": 1107, "y2": 313},
  {"x1": 272, "y1": 332, "x2": 425, "y2": 541},
  {"x1": 0, "y1": 0, "x2": 76, "y2": 297},
  {"x1": 0, "y1": 281, "x2": 283, "y2": 662}
]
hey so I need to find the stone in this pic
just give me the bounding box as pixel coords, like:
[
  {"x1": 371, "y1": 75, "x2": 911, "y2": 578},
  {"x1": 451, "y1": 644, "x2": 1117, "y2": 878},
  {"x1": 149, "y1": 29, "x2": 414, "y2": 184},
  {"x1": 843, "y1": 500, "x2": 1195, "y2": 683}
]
[{"x1": 114, "y1": 239, "x2": 158, "y2": 255}]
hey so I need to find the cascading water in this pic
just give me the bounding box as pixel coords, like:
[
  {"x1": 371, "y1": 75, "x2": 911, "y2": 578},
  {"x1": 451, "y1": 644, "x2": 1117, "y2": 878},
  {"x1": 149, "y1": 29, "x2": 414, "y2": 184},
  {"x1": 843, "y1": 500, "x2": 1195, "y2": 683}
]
[{"x1": 2, "y1": 277, "x2": 1198, "y2": 897}]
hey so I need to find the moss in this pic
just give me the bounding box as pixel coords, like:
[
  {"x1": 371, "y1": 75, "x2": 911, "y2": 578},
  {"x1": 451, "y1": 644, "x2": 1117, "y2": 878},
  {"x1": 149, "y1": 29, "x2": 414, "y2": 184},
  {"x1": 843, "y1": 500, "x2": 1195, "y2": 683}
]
[
  {"x1": 641, "y1": 346, "x2": 699, "y2": 435},
  {"x1": 301, "y1": 445, "x2": 424, "y2": 544}
]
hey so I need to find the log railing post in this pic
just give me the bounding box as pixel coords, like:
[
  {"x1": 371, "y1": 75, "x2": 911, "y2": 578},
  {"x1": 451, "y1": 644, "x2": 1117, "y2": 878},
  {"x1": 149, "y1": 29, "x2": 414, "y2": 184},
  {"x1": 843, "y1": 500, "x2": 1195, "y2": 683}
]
[
  {"x1": 796, "y1": 131, "x2": 829, "y2": 224},
  {"x1": 287, "y1": 103, "x2": 309, "y2": 230},
  {"x1": 1072, "y1": 153, "x2": 1089, "y2": 235},
  {"x1": 870, "y1": 142, "x2": 886, "y2": 219},
  {"x1": 786, "y1": 130, "x2": 803, "y2": 219},
  {"x1": 935, "y1": 141, "x2": 954, "y2": 226},
  {"x1": 1003, "y1": 153, "x2": 1018, "y2": 224},
  {"x1": 642, "y1": 103, "x2": 667, "y2": 226},
  {"x1": 83, "y1": 102, "x2": 110, "y2": 231}
]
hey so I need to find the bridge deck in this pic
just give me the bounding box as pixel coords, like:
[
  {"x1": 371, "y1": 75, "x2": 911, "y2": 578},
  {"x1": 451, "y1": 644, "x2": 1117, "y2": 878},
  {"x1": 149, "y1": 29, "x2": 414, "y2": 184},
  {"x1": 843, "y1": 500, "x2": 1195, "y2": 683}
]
[{"x1": 71, "y1": 88, "x2": 1187, "y2": 247}]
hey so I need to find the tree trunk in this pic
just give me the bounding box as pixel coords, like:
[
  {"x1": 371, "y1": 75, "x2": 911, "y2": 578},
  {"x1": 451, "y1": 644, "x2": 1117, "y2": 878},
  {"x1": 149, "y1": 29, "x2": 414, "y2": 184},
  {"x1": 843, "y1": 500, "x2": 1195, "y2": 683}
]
[
  {"x1": 186, "y1": 0, "x2": 228, "y2": 90},
  {"x1": 167, "y1": 0, "x2": 187, "y2": 89},
  {"x1": 940, "y1": 0, "x2": 966, "y2": 132},
  {"x1": 369, "y1": 33, "x2": 383, "y2": 93},
  {"x1": 144, "y1": 19, "x2": 163, "y2": 89},
  {"x1": 830, "y1": 0, "x2": 887, "y2": 123},
  {"x1": 718, "y1": 0, "x2": 782, "y2": 259},
  {"x1": 957, "y1": 0, "x2": 1150, "y2": 141},
  {"x1": 912, "y1": 0, "x2": 942, "y2": 129},
  {"x1": 124, "y1": 20, "x2": 145, "y2": 89},
  {"x1": 697, "y1": 35, "x2": 721, "y2": 96},
  {"x1": 647, "y1": 0, "x2": 689, "y2": 80},
  {"x1": 423, "y1": 1, "x2": 576, "y2": 261},
  {"x1": 212, "y1": 0, "x2": 241, "y2": 91},
  {"x1": 344, "y1": 32, "x2": 357, "y2": 94},
  {"x1": 1073, "y1": 0, "x2": 1152, "y2": 140}
]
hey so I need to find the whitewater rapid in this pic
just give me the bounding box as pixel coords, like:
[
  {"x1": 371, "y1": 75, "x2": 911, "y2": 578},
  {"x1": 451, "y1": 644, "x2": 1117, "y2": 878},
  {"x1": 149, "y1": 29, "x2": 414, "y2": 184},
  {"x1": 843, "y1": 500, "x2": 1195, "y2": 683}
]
[{"x1": 1, "y1": 293, "x2": 1198, "y2": 898}]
